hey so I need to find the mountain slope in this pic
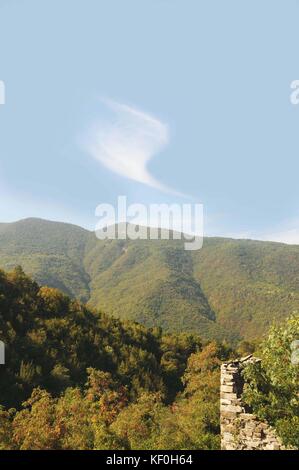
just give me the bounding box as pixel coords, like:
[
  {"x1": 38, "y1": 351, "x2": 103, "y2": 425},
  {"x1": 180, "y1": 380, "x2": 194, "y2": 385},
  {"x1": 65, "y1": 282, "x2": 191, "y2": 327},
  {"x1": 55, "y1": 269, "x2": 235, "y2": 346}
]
[
  {"x1": 85, "y1": 238, "x2": 230, "y2": 340},
  {"x1": 0, "y1": 218, "x2": 298, "y2": 342},
  {"x1": 192, "y1": 238, "x2": 299, "y2": 339},
  {"x1": 0, "y1": 218, "x2": 92, "y2": 301}
]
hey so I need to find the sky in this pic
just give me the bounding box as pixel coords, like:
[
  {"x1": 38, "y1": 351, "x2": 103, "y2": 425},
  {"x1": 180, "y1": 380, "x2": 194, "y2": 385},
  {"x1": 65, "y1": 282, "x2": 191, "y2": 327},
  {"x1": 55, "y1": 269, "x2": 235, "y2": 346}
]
[{"x1": 0, "y1": 0, "x2": 298, "y2": 243}]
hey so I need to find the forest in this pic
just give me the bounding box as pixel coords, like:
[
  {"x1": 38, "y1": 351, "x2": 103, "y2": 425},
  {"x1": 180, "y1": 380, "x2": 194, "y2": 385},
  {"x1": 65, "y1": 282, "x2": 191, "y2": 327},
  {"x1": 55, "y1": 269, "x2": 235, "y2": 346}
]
[
  {"x1": 0, "y1": 266, "x2": 230, "y2": 449},
  {"x1": 0, "y1": 267, "x2": 298, "y2": 450}
]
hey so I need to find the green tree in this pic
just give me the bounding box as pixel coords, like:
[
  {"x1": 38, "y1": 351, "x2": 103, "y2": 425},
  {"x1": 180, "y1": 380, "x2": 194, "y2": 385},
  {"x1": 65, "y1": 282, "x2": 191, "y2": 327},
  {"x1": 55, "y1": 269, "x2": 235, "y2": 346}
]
[
  {"x1": 12, "y1": 389, "x2": 60, "y2": 450},
  {"x1": 157, "y1": 343, "x2": 221, "y2": 450},
  {"x1": 242, "y1": 315, "x2": 299, "y2": 449},
  {"x1": 111, "y1": 392, "x2": 165, "y2": 450},
  {"x1": 0, "y1": 407, "x2": 15, "y2": 450}
]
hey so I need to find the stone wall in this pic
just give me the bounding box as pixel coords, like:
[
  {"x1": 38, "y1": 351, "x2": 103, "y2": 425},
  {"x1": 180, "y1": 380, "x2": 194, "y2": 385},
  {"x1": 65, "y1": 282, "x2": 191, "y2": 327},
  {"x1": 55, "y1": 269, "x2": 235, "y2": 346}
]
[{"x1": 220, "y1": 355, "x2": 285, "y2": 450}]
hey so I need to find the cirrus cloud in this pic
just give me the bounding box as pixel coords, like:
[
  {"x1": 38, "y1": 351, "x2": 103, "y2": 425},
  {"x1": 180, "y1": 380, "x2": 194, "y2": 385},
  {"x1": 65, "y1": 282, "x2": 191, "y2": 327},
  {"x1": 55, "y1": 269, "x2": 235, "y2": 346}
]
[{"x1": 83, "y1": 99, "x2": 180, "y2": 195}]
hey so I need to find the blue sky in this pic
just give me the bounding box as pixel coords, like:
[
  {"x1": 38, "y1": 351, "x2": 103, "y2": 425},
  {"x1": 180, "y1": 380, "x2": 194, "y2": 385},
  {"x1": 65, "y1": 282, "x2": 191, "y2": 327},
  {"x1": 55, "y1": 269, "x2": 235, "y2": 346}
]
[{"x1": 0, "y1": 0, "x2": 298, "y2": 243}]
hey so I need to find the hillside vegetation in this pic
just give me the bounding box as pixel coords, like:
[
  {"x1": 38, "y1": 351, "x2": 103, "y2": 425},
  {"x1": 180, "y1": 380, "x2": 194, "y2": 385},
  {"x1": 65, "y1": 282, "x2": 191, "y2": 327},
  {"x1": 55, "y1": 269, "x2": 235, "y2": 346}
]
[
  {"x1": 242, "y1": 316, "x2": 299, "y2": 448},
  {"x1": 1, "y1": 267, "x2": 297, "y2": 450},
  {"x1": 0, "y1": 218, "x2": 298, "y2": 342},
  {"x1": 0, "y1": 267, "x2": 227, "y2": 450}
]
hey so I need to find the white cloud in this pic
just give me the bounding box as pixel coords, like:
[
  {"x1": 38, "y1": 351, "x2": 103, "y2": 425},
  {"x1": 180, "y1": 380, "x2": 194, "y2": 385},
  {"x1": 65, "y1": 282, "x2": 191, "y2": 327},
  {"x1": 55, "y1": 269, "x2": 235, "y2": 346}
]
[{"x1": 83, "y1": 99, "x2": 178, "y2": 194}]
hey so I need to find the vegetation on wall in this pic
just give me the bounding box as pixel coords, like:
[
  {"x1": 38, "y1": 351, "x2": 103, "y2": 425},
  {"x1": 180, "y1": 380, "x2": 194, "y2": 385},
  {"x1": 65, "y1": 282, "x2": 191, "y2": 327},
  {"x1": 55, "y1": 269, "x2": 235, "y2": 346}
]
[{"x1": 242, "y1": 316, "x2": 299, "y2": 449}]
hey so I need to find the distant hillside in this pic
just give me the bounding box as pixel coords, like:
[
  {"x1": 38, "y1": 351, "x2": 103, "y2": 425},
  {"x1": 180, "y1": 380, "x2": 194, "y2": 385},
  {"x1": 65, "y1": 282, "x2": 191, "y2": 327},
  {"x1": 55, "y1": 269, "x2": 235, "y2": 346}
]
[{"x1": 0, "y1": 218, "x2": 298, "y2": 342}]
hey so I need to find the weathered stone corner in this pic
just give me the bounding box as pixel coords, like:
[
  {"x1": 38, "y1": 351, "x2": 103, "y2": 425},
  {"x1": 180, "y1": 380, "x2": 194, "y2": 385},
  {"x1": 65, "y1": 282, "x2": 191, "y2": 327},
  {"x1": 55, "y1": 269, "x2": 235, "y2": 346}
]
[{"x1": 220, "y1": 355, "x2": 286, "y2": 450}]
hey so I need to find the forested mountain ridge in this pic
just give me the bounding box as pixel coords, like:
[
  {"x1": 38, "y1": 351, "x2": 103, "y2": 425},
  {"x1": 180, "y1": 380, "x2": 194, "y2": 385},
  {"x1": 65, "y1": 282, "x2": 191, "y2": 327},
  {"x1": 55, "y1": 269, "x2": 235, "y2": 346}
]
[{"x1": 0, "y1": 218, "x2": 298, "y2": 342}]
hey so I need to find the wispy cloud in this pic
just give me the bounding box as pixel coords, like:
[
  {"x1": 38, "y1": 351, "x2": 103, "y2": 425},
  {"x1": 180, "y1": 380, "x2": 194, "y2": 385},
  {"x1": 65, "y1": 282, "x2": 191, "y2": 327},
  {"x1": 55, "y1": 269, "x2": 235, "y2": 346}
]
[{"x1": 83, "y1": 99, "x2": 178, "y2": 194}]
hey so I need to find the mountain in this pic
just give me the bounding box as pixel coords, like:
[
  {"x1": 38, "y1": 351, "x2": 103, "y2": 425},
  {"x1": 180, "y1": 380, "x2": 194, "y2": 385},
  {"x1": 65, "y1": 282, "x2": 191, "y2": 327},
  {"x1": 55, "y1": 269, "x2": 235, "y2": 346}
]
[{"x1": 0, "y1": 218, "x2": 298, "y2": 342}]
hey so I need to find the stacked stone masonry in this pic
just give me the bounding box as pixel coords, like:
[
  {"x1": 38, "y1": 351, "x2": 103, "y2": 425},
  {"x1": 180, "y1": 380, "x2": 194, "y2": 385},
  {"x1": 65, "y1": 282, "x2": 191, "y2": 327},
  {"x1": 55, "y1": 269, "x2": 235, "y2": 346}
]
[{"x1": 220, "y1": 355, "x2": 286, "y2": 450}]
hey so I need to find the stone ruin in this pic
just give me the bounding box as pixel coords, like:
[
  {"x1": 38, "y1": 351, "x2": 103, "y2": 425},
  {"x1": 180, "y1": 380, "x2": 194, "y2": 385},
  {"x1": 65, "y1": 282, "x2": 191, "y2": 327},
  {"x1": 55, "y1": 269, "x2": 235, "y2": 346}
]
[
  {"x1": 220, "y1": 355, "x2": 286, "y2": 450},
  {"x1": 0, "y1": 340, "x2": 4, "y2": 365}
]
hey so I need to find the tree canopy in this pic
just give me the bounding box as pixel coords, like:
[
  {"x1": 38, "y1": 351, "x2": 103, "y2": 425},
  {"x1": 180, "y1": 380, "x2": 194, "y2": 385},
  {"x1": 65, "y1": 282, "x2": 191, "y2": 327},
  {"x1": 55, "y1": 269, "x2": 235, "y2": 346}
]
[
  {"x1": 242, "y1": 316, "x2": 299, "y2": 449},
  {"x1": 0, "y1": 267, "x2": 229, "y2": 450}
]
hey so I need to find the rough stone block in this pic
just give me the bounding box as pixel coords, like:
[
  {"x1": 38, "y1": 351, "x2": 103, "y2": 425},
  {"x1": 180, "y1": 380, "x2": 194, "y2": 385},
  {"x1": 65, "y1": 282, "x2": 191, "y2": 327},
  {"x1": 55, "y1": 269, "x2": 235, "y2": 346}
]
[
  {"x1": 221, "y1": 385, "x2": 234, "y2": 393},
  {"x1": 221, "y1": 410, "x2": 239, "y2": 419},
  {"x1": 221, "y1": 404, "x2": 243, "y2": 413},
  {"x1": 222, "y1": 432, "x2": 234, "y2": 442},
  {"x1": 220, "y1": 392, "x2": 236, "y2": 400},
  {"x1": 220, "y1": 398, "x2": 232, "y2": 405}
]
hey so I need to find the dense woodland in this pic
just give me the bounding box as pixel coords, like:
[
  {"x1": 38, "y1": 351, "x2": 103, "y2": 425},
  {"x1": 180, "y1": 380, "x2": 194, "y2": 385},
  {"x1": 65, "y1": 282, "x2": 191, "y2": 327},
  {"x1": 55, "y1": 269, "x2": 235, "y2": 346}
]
[
  {"x1": 0, "y1": 267, "x2": 232, "y2": 449},
  {"x1": 0, "y1": 267, "x2": 298, "y2": 450}
]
